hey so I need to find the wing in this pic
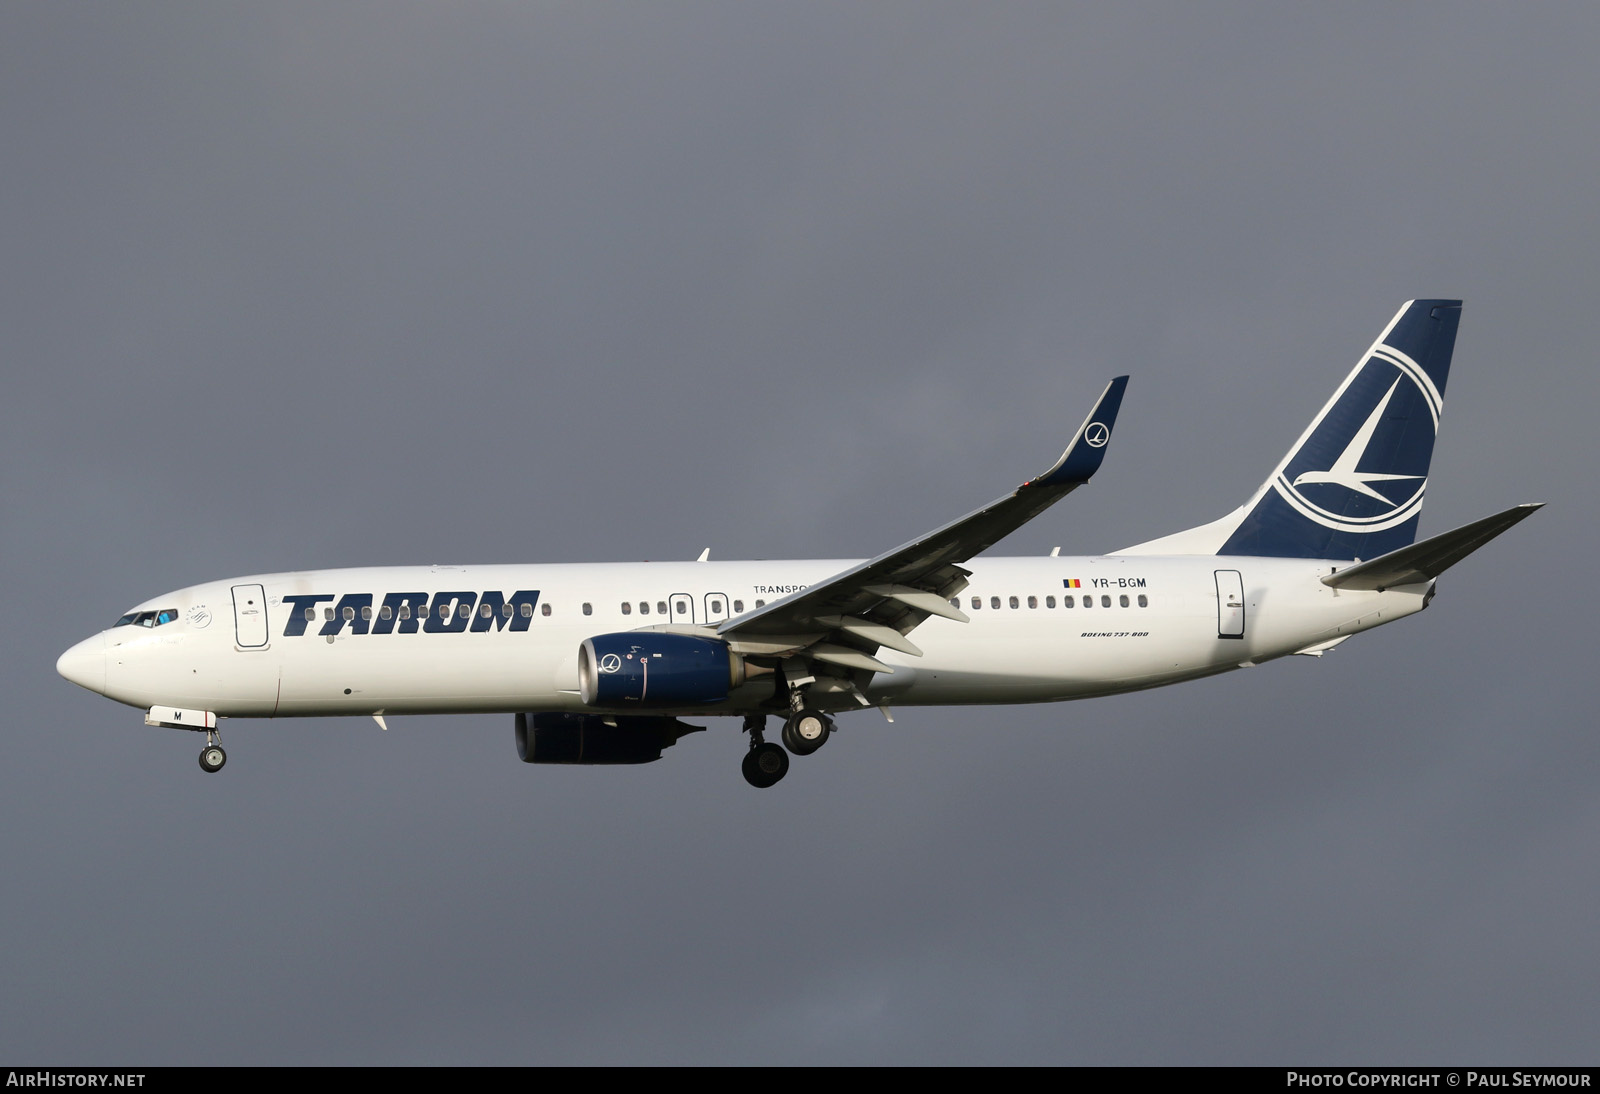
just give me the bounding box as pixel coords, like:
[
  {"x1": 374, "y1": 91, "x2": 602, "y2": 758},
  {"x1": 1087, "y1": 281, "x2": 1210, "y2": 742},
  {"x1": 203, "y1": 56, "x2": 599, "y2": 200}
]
[{"x1": 715, "y1": 376, "x2": 1129, "y2": 701}]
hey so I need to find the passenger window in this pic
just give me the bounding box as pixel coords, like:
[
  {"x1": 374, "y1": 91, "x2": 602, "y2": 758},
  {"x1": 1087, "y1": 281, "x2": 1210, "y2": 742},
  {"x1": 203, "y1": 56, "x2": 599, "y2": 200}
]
[
  {"x1": 1138, "y1": 594, "x2": 1148, "y2": 607},
  {"x1": 502, "y1": 603, "x2": 512, "y2": 617},
  {"x1": 438, "y1": 604, "x2": 450, "y2": 619},
  {"x1": 755, "y1": 600, "x2": 766, "y2": 608},
  {"x1": 733, "y1": 600, "x2": 744, "y2": 613},
  {"x1": 1028, "y1": 596, "x2": 1037, "y2": 609},
  {"x1": 361, "y1": 606, "x2": 373, "y2": 621},
  {"x1": 1046, "y1": 596, "x2": 1056, "y2": 608},
  {"x1": 1009, "y1": 596, "x2": 1019, "y2": 609},
  {"x1": 1101, "y1": 595, "x2": 1111, "y2": 607},
  {"x1": 541, "y1": 603, "x2": 552, "y2": 616},
  {"x1": 304, "y1": 607, "x2": 316, "y2": 621},
  {"x1": 710, "y1": 600, "x2": 722, "y2": 614},
  {"x1": 480, "y1": 603, "x2": 492, "y2": 618},
  {"x1": 1081, "y1": 596, "x2": 1090, "y2": 609},
  {"x1": 399, "y1": 605, "x2": 412, "y2": 620},
  {"x1": 520, "y1": 603, "x2": 533, "y2": 618},
  {"x1": 457, "y1": 602, "x2": 471, "y2": 619},
  {"x1": 583, "y1": 603, "x2": 593, "y2": 616},
  {"x1": 324, "y1": 607, "x2": 335, "y2": 621},
  {"x1": 991, "y1": 596, "x2": 1001, "y2": 610},
  {"x1": 971, "y1": 597, "x2": 982, "y2": 609},
  {"x1": 640, "y1": 602, "x2": 650, "y2": 615},
  {"x1": 380, "y1": 605, "x2": 392, "y2": 620},
  {"x1": 343, "y1": 606, "x2": 355, "y2": 621},
  {"x1": 621, "y1": 602, "x2": 632, "y2": 615},
  {"x1": 1119, "y1": 595, "x2": 1129, "y2": 607},
  {"x1": 657, "y1": 601, "x2": 668, "y2": 615}
]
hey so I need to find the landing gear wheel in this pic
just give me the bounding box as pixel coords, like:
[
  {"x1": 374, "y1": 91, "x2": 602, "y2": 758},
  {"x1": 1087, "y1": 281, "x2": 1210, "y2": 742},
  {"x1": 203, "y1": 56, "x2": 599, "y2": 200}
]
[
  {"x1": 199, "y1": 745, "x2": 227, "y2": 773},
  {"x1": 782, "y1": 708, "x2": 833, "y2": 756},
  {"x1": 741, "y1": 742, "x2": 789, "y2": 788}
]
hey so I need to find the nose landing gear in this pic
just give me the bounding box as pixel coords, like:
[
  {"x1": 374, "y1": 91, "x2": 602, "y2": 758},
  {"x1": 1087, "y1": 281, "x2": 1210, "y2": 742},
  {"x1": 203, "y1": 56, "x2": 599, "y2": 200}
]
[{"x1": 198, "y1": 730, "x2": 226, "y2": 773}]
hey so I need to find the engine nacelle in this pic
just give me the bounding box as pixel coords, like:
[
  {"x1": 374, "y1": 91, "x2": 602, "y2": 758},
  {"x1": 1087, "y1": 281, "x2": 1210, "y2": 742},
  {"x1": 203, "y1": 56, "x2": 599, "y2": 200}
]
[
  {"x1": 578, "y1": 632, "x2": 744, "y2": 708},
  {"x1": 514, "y1": 712, "x2": 704, "y2": 765}
]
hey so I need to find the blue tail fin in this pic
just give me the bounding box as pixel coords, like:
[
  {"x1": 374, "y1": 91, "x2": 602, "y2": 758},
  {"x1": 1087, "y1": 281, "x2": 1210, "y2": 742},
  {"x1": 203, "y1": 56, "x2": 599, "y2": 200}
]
[{"x1": 1118, "y1": 300, "x2": 1462, "y2": 561}]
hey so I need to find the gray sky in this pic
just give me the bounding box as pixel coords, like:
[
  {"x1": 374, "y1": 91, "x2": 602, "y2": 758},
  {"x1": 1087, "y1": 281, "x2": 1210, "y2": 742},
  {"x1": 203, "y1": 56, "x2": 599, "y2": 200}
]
[{"x1": 2, "y1": 3, "x2": 1595, "y2": 1064}]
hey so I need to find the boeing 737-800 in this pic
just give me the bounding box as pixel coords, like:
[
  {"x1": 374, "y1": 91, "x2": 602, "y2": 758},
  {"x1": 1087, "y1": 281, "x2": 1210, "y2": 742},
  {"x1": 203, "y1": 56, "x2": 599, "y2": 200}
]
[{"x1": 56, "y1": 300, "x2": 1539, "y2": 787}]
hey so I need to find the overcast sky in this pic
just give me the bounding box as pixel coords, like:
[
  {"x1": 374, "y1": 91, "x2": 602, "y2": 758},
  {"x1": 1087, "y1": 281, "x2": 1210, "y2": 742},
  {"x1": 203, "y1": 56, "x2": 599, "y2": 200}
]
[{"x1": 3, "y1": 3, "x2": 1596, "y2": 1064}]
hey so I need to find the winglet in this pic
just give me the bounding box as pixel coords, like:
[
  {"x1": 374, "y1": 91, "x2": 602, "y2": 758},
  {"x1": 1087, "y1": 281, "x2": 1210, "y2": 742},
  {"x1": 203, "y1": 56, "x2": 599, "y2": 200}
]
[{"x1": 1026, "y1": 376, "x2": 1129, "y2": 488}]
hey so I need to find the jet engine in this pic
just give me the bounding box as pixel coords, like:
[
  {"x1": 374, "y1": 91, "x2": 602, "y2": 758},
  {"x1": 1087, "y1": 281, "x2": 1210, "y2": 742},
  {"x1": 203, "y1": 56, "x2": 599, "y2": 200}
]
[{"x1": 578, "y1": 632, "x2": 745, "y2": 707}]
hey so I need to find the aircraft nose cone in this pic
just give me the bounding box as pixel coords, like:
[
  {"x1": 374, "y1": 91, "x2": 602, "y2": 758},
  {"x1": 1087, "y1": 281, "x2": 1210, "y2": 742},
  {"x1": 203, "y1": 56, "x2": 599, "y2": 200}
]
[{"x1": 57, "y1": 634, "x2": 106, "y2": 694}]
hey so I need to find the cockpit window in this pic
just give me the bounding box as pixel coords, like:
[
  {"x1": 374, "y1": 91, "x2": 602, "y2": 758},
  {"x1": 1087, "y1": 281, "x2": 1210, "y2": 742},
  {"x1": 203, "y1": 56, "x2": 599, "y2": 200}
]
[{"x1": 114, "y1": 609, "x2": 179, "y2": 628}]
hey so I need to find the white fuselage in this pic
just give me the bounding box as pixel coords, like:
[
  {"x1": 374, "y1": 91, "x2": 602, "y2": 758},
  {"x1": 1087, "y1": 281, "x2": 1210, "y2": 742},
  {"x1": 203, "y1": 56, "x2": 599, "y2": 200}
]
[{"x1": 62, "y1": 555, "x2": 1429, "y2": 722}]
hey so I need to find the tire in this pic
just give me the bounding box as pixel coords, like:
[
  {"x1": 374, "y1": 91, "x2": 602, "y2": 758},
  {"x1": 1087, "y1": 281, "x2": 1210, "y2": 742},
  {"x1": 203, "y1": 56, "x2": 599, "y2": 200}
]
[
  {"x1": 741, "y1": 742, "x2": 789, "y2": 788},
  {"x1": 782, "y1": 709, "x2": 832, "y2": 756}
]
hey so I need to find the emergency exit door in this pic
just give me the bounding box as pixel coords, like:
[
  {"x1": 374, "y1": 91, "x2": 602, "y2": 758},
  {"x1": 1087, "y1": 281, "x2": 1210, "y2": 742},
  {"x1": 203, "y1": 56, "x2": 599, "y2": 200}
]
[{"x1": 669, "y1": 594, "x2": 696, "y2": 625}]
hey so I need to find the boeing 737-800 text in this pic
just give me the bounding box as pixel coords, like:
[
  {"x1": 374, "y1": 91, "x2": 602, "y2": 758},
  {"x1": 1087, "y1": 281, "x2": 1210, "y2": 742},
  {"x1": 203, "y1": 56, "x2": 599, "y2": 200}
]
[{"x1": 57, "y1": 300, "x2": 1539, "y2": 787}]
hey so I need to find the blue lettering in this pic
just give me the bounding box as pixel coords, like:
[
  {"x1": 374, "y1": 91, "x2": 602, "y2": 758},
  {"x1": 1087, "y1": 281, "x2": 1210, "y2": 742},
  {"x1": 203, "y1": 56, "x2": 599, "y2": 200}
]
[
  {"x1": 319, "y1": 593, "x2": 374, "y2": 636},
  {"x1": 471, "y1": 590, "x2": 540, "y2": 632},
  {"x1": 423, "y1": 591, "x2": 477, "y2": 634},
  {"x1": 281, "y1": 594, "x2": 335, "y2": 637},
  {"x1": 372, "y1": 592, "x2": 429, "y2": 635},
  {"x1": 281, "y1": 590, "x2": 545, "y2": 636}
]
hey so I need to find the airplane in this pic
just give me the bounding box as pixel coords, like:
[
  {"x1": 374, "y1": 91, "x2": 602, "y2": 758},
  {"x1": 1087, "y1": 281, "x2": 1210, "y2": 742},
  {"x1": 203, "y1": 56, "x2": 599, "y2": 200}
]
[{"x1": 56, "y1": 300, "x2": 1540, "y2": 788}]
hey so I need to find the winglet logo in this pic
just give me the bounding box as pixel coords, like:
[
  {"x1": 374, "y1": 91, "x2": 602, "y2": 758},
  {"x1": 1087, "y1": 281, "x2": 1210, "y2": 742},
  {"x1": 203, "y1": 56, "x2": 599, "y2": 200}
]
[
  {"x1": 1272, "y1": 343, "x2": 1443, "y2": 535},
  {"x1": 1084, "y1": 422, "x2": 1110, "y2": 448}
]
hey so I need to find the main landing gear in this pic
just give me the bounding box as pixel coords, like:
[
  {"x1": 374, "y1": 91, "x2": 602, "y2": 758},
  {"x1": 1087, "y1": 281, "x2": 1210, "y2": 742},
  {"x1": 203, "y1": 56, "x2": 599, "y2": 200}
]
[
  {"x1": 740, "y1": 708, "x2": 835, "y2": 788},
  {"x1": 198, "y1": 729, "x2": 226, "y2": 773},
  {"x1": 741, "y1": 715, "x2": 788, "y2": 789},
  {"x1": 781, "y1": 708, "x2": 832, "y2": 756}
]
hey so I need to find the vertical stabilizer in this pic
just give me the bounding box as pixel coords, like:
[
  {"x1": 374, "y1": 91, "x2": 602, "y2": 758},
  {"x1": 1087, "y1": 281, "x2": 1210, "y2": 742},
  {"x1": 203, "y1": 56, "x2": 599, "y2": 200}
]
[{"x1": 1117, "y1": 300, "x2": 1461, "y2": 560}]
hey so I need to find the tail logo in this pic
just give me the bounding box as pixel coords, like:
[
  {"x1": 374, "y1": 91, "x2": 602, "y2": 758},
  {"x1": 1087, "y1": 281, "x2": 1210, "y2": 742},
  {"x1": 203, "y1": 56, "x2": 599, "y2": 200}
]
[
  {"x1": 1084, "y1": 422, "x2": 1110, "y2": 448},
  {"x1": 1271, "y1": 343, "x2": 1443, "y2": 535}
]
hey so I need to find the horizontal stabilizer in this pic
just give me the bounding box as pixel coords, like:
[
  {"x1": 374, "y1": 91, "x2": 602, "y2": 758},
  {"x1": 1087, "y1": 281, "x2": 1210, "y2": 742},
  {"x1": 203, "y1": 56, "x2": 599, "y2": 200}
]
[{"x1": 1322, "y1": 503, "x2": 1543, "y2": 591}]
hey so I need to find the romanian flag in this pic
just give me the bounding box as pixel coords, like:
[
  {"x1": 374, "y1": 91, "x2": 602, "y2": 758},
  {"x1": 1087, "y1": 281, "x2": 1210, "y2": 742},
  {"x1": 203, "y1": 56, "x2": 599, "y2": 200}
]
[{"x1": 1063, "y1": 579, "x2": 1081, "y2": 588}]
